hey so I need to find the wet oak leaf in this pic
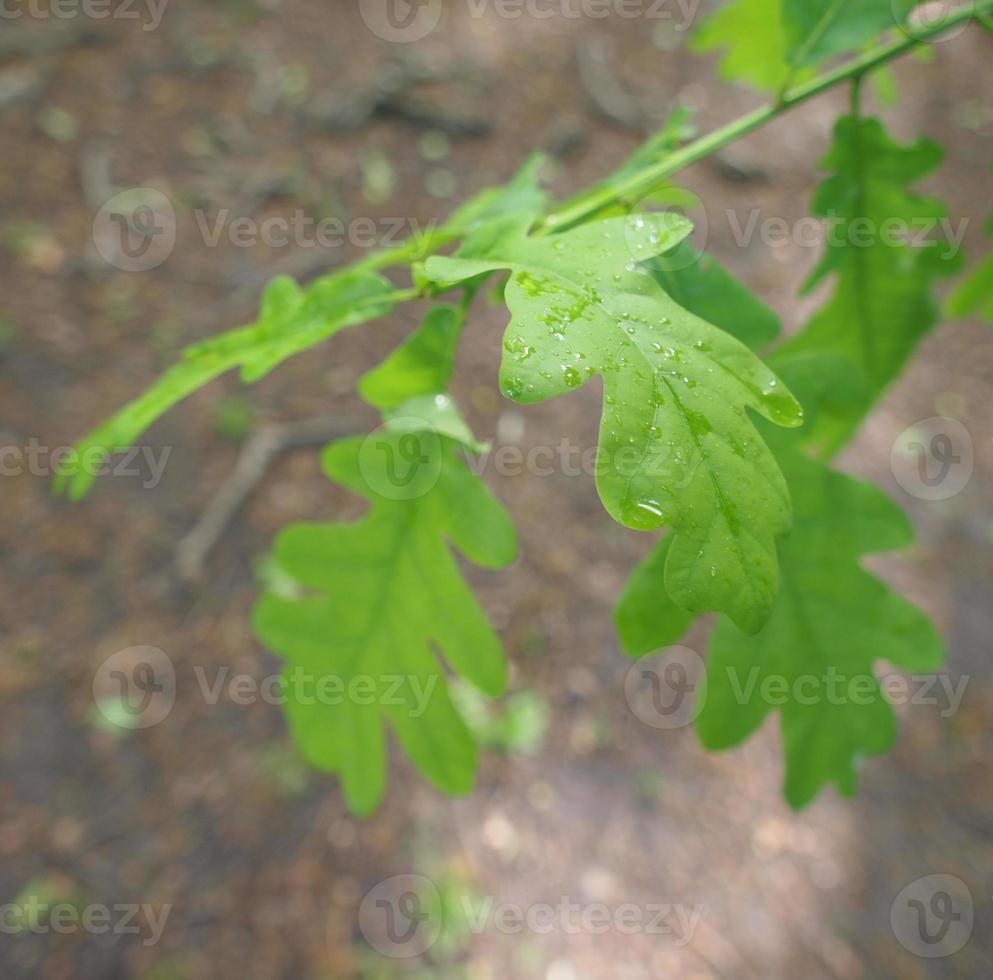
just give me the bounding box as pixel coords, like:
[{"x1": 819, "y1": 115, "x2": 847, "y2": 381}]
[
  {"x1": 425, "y1": 213, "x2": 803, "y2": 634},
  {"x1": 618, "y1": 377, "x2": 945, "y2": 807},
  {"x1": 617, "y1": 264, "x2": 943, "y2": 806},
  {"x1": 616, "y1": 245, "x2": 783, "y2": 653}
]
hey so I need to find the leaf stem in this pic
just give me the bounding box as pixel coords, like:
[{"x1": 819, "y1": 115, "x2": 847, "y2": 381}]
[{"x1": 541, "y1": 0, "x2": 992, "y2": 231}]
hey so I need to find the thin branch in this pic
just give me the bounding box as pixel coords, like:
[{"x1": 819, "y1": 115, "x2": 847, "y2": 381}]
[
  {"x1": 542, "y1": 0, "x2": 992, "y2": 231},
  {"x1": 174, "y1": 416, "x2": 351, "y2": 583}
]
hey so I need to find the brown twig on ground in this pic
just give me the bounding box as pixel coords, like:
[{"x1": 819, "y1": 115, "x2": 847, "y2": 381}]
[
  {"x1": 303, "y1": 54, "x2": 492, "y2": 136},
  {"x1": 174, "y1": 415, "x2": 351, "y2": 583}
]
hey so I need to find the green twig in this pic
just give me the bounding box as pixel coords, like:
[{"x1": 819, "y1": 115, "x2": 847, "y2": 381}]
[
  {"x1": 542, "y1": 0, "x2": 991, "y2": 231},
  {"x1": 325, "y1": 0, "x2": 990, "y2": 288}
]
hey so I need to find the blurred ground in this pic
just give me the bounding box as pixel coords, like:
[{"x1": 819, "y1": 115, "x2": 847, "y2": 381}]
[{"x1": 1, "y1": 2, "x2": 992, "y2": 978}]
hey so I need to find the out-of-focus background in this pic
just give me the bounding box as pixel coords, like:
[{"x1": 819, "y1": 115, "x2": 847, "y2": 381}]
[{"x1": 1, "y1": 2, "x2": 991, "y2": 977}]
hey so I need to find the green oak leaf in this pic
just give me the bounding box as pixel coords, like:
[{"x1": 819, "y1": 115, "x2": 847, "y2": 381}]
[
  {"x1": 616, "y1": 245, "x2": 784, "y2": 652},
  {"x1": 693, "y1": 0, "x2": 917, "y2": 93},
  {"x1": 615, "y1": 533, "x2": 696, "y2": 655},
  {"x1": 946, "y1": 213, "x2": 993, "y2": 324},
  {"x1": 776, "y1": 115, "x2": 961, "y2": 454},
  {"x1": 425, "y1": 213, "x2": 803, "y2": 634},
  {"x1": 697, "y1": 445, "x2": 944, "y2": 808},
  {"x1": 398, "y1": 154, "x2": 551, "y2": 274},
  {"x1": 617, "y1": 261, "x2": 942, "y2": 806},
  {"x1": 54, "y1": 271, "x2": 395, "y2": 500},
  {"x1": 359, "y1": 305, "x2": 464, "y2": 410},
  {"x1": 782, "y1": 0, "x2": 917, "y2": 68},
  {"x1": 647, "y1": 242, "x2": 781, "y2": 352},
  {"x1": 383, "y1": 392, "x2": 487, "y2": 454},
  {"x1": 692, "y1": 0, "x2": 795, "y2": 93},
  {"x1": 252, "y1": 431, "x2": 516, "y2": 815},
  {"x1": 443, "y1": 153, "x2": 549, "y2": 235},
  {"x1": 360, "y1": 300, "x2": 485, "y2": 449}
]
